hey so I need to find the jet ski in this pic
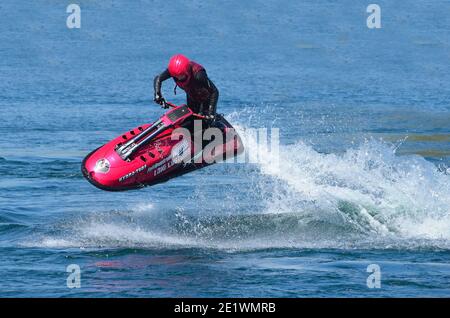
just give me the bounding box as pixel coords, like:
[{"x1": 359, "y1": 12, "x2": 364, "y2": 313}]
[{"x1": 81, "y1": 102, "x2": 244, "y2": 191}]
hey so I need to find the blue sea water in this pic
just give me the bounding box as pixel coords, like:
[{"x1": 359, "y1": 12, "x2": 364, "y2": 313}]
[{"x1": 0, "y1": 0, "x2": 450, "y2": 297}]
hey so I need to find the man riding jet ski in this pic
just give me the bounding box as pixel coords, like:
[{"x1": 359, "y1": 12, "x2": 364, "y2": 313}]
[
  {"x1": 153, "y1": 54, "x2": 219, "y2": 125},
  {"x1": 81, "y1": 54, "x2": 243, "y2": 191}
]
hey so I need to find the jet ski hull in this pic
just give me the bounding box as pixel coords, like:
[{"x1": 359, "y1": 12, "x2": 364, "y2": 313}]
[{"x1": 81, "y1": 107, "x2": 244, "y2": 191}]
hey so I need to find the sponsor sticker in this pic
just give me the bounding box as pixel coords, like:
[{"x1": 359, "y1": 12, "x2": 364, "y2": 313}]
[{"x1": 118, "y1": 165, "x2": 147, "y2": 182}]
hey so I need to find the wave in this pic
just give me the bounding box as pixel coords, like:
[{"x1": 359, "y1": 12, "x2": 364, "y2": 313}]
[
  {"x1": 236, "y1": 119, "x2": 450, "y2": 242},
  {"x1": 22, "y1": 115, "x2": 450, "y2": 251}
]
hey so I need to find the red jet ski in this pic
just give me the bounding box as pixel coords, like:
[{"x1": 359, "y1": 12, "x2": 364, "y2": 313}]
[{"x1": 82, "y1": 102, "x2": 244, "y2": 191}]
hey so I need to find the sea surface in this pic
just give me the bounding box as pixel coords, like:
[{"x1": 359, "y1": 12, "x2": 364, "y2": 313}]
[{"x1": 0, "y1": 0, "x2": 449, "y2": 297}]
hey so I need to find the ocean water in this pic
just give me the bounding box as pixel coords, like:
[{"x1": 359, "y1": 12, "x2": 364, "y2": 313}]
[{"x1": 0, "y1": 0, "x2": 450, "y2": 297}]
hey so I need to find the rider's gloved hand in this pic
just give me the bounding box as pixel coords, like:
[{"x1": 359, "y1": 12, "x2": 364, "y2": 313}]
[
  {"x1": 154, "y1": 93, "x2": 166, "y2": 107},
  {"x1": 204, "y1": 114, "x2": 216, "y2": 126}
]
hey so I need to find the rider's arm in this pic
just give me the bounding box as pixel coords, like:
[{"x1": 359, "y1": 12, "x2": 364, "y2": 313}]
[
  {"x1": 195, "y1": 70, "x2": 219, "y2": 116},
  {"x1": 153, "y1": 69, "x2": 171, "y2": 98}
]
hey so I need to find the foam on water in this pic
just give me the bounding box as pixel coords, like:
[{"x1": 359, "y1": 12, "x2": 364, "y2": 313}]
[
  {"x1": 25, "y1": 115, "x2": 450, "y2": 251},
  {"x1": 233, "y1": 116, "x2": 450, "y2": 244}
]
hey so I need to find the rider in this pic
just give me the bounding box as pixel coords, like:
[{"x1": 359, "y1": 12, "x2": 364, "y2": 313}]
[{"x1": 153, "y1": 54, "x2": 219, "y2": 124}]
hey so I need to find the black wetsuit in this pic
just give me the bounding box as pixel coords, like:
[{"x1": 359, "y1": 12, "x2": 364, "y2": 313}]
[{"x1": 153, "y1": 67, "x2": 219, "y2": 117}]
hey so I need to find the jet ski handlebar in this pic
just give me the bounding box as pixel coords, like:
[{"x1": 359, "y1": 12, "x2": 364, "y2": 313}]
[{"x1": 162, "y1": 100, "x2": 206, "y2": 119}]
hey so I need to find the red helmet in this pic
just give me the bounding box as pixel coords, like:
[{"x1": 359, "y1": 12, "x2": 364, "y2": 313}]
[{"x1": 168, "y1": 54, "x2": 191, "y2": 80}]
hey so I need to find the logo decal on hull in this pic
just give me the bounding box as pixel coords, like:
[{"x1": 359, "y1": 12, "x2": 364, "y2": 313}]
[
  {"x1": 118, "y1": 165, "x2": 147, "y2": 183},
  {"x1": 146, "y1": 156, "x2": 172, "y2": 175},
  {"x1": 153, "y1": 160, "x2": 175, "y2": 177}
]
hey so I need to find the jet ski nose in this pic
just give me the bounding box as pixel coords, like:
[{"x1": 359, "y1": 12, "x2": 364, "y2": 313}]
[{"x1": 94, "y1": 158, "x2": 110, "y2": 174}]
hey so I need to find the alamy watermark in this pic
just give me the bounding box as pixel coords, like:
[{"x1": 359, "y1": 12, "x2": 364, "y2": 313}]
[
  {"x1": 66, "y1": 4, "x2": 81, "y2": 29},
  {"x1": 366, "y1": 4, "x2": 381, "y2": 29},
  {"x1": 66, "y1": 264, "x2": 81, "y2": 288},
  {"x1": 366, "y1": 264, "x2": 381, "y2": 288},
  {"x1": 65, "y1": 4, "x2": 383, "y2": 30},
  {"x1": 168, "y1": 120, "x2": 280, "y2": 170}
]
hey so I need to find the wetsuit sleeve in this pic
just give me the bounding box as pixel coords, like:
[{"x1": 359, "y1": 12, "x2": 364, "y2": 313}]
[
  {"x1": 153, "y1": 69, "x2": 171, "y2": 98},
  {"x1": 195, "y1": 70, "x2": 219, "y2": 116}
]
